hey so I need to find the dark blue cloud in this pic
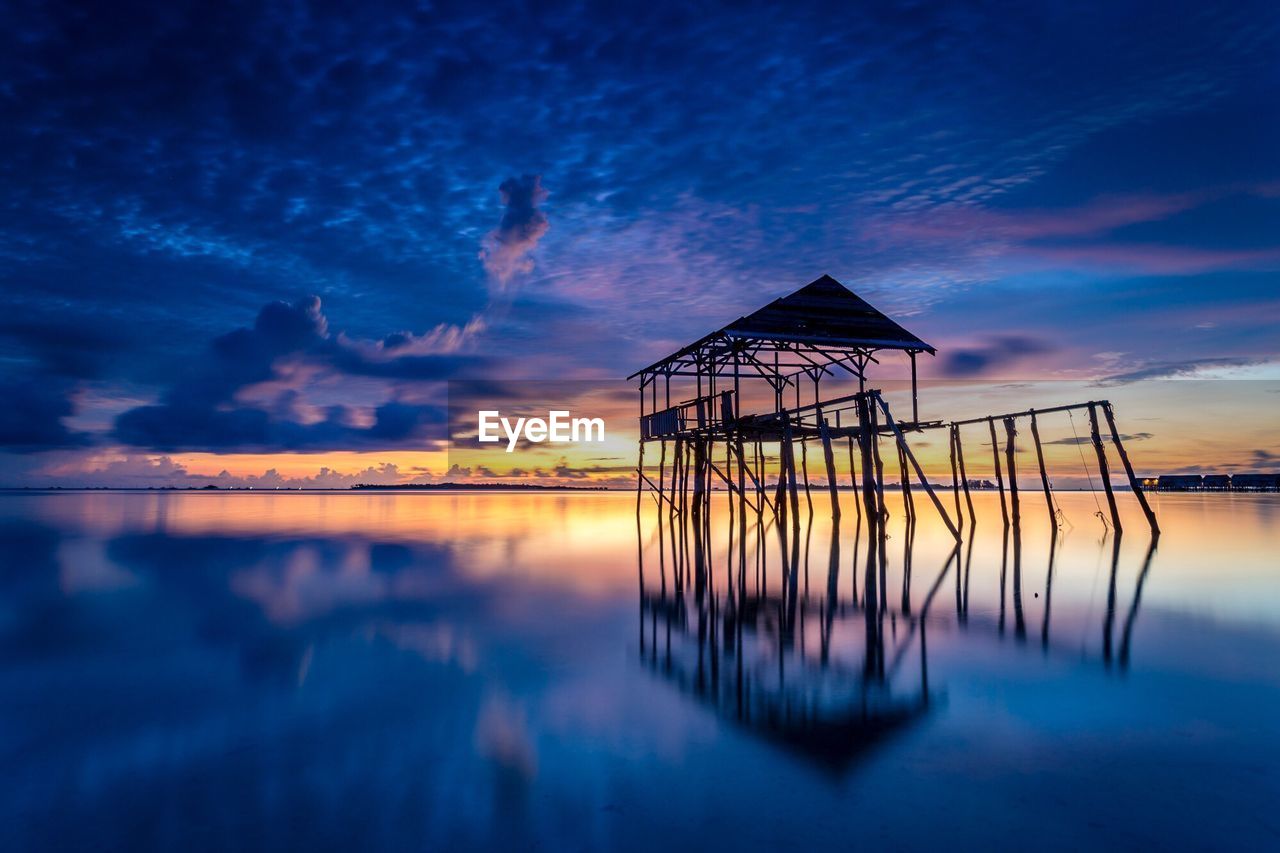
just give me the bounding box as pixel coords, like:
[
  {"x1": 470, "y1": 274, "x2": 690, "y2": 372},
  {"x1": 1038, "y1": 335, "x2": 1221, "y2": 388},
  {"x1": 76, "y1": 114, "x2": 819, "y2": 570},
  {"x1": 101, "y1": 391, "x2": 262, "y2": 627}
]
[{"x1": 113, "y1": 297, "x2": 460, "y2": 451}]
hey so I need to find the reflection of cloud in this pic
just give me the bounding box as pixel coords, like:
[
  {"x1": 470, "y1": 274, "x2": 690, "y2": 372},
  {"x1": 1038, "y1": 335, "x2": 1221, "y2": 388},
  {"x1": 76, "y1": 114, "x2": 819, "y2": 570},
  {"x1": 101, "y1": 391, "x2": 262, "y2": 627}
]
[{"x1": 474, "y1": 692, "x2": 537, "y2": 780}]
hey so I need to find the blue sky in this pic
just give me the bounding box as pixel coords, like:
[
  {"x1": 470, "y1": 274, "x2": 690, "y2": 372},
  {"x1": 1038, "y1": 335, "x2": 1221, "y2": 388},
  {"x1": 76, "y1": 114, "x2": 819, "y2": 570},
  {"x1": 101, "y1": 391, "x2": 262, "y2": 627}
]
[{"x1": 1, "y1": 0, "x2": 1277, "y2": 484}]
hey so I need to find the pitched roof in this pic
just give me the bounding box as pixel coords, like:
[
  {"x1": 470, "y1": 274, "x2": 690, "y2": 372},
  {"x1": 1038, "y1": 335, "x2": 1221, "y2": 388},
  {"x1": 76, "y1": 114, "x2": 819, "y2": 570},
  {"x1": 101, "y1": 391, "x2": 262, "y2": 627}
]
[{"x1": 723, "y1": 274, "x2": 934, "y2": 353}]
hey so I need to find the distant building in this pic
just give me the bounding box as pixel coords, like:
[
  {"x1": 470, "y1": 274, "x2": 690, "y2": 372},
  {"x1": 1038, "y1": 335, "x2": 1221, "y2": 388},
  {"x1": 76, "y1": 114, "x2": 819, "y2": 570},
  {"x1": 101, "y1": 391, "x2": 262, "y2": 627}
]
[
  {"x1": 1154, "y1": 475, "x2": 1203, "y2": 491},
  {"x1": 1232, "y1": 473, "x2": 1280, "y2": 492},
  {"x1": 1146, "y1": 473, "x2": 1279, "y2": 492}
]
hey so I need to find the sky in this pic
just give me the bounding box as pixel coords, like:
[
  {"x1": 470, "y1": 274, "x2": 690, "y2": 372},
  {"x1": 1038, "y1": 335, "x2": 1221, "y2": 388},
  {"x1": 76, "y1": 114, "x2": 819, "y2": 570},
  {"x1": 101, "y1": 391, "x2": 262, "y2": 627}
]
[{"x1": 1, "y1": 0, "x2": 1278, "y2": 487}]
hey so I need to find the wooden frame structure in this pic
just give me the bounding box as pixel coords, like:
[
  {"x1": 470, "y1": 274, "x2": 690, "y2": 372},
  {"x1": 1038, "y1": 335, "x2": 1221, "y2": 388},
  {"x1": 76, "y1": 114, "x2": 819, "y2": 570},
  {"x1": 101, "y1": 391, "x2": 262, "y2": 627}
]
[{"x1": 631, "y1": 274, "x2": 1160, "y2": 543}]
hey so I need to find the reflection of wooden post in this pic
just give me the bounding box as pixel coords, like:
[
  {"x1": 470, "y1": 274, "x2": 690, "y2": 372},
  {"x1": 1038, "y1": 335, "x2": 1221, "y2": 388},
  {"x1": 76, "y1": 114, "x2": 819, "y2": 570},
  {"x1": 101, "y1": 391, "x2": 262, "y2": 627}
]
[
  {"x1": 1102, "y1": 402, "x2": 1161, "y2": 536},
  {"x1": 1029, "y1": 412, "x2": 1056, "y2": 530},
  {"x1": 819, "y1": 415, "x2": 841, "y2": 519},
  {"x1": 1003, "y1": 417, "x2": 1020, "y2": 533},
  {"x1": 955, "y1": 425, "x2": 976, "y2": 526},
  {"x1": 989, "y1": 418, "x2": 1009, "y2": 527},
  {"x1": 1088, "y1": 403, "x2": 1123, "y2": 532}
]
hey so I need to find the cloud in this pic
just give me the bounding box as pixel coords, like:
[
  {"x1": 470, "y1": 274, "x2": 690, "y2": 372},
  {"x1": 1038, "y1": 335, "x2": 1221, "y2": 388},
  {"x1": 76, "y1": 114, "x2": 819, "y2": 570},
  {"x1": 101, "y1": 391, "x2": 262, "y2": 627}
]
[
  {"x1": 1043, "y1": 432, "x2": 1153, "y2": 446},
  {"x1": 1100, "y1": 356, "x2": 1256, "y2": 384},
  {"x1": 938, "y1": 335, "x2": 1053, "y2": 377},
  {"x1": 0, "y1": 379, "x2": 91, "y2": 452},
  {"x1": 479, "y1": 175, "x2": 549, "y2": 290},
  {"x1": 113, "y1": 296, "x2": 468, "y2": 452}
]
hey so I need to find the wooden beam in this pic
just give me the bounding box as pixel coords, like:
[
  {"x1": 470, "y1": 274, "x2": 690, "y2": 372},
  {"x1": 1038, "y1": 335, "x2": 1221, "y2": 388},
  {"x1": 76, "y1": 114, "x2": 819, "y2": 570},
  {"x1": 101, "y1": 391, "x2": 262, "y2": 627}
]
[
  {"x1": 1088, "y1": 403, "x2": 1123, "y2": 531},
  {"x1": 1102, "y1": 402, "x2": 1161, "y2": 536},
  {"x1": 818, "y1": 415, "x2": 841, "y2": 519},
  {"x1": 874, "y1": 393, "x2": 961, "y2": 540},
  {"x1": 988, "y1": 418, "x2": 1009, "y2": 527},
  {"x1": 954, "y1": 425, "x2": 976, "y2": 527},
  {"x1": 1029, "y1": 412, "x2": 1057, "y2": 531},
  {"x1": 1003, "y1": 417, "x2": 1020, "y2": 533}
]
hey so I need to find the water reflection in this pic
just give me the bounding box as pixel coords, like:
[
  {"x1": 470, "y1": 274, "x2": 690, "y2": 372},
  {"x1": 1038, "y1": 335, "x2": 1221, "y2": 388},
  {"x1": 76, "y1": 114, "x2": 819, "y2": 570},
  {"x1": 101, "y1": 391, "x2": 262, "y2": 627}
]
[
  {"x1": 636, "y1": 494, "x2": 1174, "y2": 774},
  {"x1": 1, "y1": 490, "x2": 1278, "y2": 850}
]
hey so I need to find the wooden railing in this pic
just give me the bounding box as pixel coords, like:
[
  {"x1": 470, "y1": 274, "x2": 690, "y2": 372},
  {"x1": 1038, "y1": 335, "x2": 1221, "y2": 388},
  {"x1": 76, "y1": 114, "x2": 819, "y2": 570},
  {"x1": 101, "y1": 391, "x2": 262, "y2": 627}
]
[{"x1": 641, "y1": 391, "x2": 736, "y2": 439}]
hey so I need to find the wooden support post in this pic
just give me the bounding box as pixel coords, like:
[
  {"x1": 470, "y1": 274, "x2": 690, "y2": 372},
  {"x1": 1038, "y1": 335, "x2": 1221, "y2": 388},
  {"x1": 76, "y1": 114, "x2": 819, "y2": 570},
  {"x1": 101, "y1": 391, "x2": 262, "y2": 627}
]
[
  {"x1": 910, "y1": 350, "x2": 919, "y2": 424},
  {"x1": 774, "y1": 442, "x2": 788, "y2": 518},
  {"x1": 1003, "y1": 417, "x2": 1020, "y2": 533},
  {"x1": 819, "y1": 415, "x2": 841, "y2": 519},
  {"x1": 869, "y1": 402, "x2": 888, "y2": 520},
  {"x1": 948, "y1": 424, "x2": 964, "y2": 533},
  {"x1": 783, "y1": 420, "x2": 801, "y2": 526},
  {"x1": 799, "y1": 433, "x2": 814, "y2": 513},
  {"x1": 656, "y1": 439, "x2": 667, "y2": 509},
  {"x1": 1102, "y1": 402, "x2": 1161, "y2": 536},
  {"x1": 855, "y1": 396, "x2": 880, "y2": 529},
  {"x1": 874, "y1": 393, "x2": 961, "y2": 541},
  {"x1": 847, "y1": 436, "x2": 862, "y2": 521},
  {"x1": 1029, "y1": 412, "x2": 1057, "y2": 531},
  {"x1": 988, "y1": 418, "x2": 1009, "y2": 527},
  {"x1": 897, "y1": 442, "x2": 915, "y2": 522},
  {"x1": 1088, "y1": 403, "x2": 1123, "y2": 532},
  {"x1": 636, "y1": 440, "x2": 645, "y2": 514},
  {"x1": 955, "y1": 425, "x2": 976, "y2": 527}
]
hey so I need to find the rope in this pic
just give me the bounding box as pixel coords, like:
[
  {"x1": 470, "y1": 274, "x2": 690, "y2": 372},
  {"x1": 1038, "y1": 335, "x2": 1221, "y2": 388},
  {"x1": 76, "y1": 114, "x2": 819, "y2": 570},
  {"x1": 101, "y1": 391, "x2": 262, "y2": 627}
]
[{"x1": 1068, "y1": 410, "x2": 1108, "y2": 527}]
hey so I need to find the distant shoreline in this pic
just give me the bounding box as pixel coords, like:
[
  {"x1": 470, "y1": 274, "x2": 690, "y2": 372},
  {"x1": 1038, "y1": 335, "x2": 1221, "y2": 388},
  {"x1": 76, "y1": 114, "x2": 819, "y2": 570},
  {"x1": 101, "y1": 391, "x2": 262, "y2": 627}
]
[{"x1": 5, "y1": 484, "x2": 1276, "y2": 494}]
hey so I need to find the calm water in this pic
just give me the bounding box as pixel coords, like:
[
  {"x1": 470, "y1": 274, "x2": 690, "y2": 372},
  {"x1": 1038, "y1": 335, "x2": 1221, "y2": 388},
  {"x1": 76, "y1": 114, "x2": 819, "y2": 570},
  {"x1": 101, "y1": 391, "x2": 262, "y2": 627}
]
[{"x1": 2, "y1": 489, "x2": 1278, "y2": 850}]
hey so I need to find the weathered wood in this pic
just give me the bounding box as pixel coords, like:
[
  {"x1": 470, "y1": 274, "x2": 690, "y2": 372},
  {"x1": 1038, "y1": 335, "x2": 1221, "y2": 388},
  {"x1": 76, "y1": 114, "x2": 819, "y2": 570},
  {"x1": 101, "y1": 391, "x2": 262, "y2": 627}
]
[
  {"x1": 1102, "y1": 402, "x2": 1160, "y2": 536},
  {"x1": 955, "y1": 425, "x2": 976, "y2": 526},
  {"x1": 988, "y1": 418, "x2": 1009, "y2": 527},
  {"x1": 897, "y1": 442, "x2": 915, "y2": 522},
  {"x1": 948, "y1": 424, "x2": 964, "y2": 533},
  {"x1": 855, "y1": 397, "x2": 880, "y2": 531},
  {"x1": 1003, "y1": 417, "x2": 1020, "y2": 533},
  {"x1": 868, "y1": 403, "x2": 888, "y2": 520},
  {"x1": 1028, "y1": 412, "x2": 1057, "y2": 530},
  {"x1": 874, "y1": 393, "x2": 961, "y2": 541},
  {"x1": 636, "y1": 440, "x2": 645, "y2": 514},
  {"x1": 847, "y1": 436, "x2": 862, "y2": 521},
  {"x1": 818, "y1": 416, "x2": 841, "y2": 519},
  {"x1": 1088, "y1": 403, "x2": 1123, "y2": 532},
  {"x1": 782, "y1": 419, "x2": 801, "y2": 526}
]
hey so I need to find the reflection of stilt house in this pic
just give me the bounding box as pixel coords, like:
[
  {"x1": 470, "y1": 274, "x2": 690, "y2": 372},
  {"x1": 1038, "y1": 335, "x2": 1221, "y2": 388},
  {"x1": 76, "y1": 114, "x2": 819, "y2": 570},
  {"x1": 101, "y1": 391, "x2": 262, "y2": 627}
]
[{"x1": 631, "y1": 274, "x2": 1160, "y2": 538}]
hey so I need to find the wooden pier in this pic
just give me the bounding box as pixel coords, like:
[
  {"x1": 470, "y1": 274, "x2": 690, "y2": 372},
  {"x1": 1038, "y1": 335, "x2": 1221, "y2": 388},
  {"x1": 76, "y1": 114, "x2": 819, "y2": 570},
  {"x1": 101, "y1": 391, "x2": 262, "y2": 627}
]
[{"x1": 631, "y1": 275, "x2": 1160, "y2": 541}]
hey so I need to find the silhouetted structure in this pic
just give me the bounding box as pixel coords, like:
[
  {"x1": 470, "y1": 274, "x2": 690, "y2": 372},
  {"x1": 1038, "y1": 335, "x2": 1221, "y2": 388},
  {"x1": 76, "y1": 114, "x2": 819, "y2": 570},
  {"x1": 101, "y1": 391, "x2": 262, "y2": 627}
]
[
  {"x1": 631, "y1": 274, "x2": 1160, "y2": 540},
  {"x1": 1144, "y1": 473, "x2": 1280, "y2": 492}
]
